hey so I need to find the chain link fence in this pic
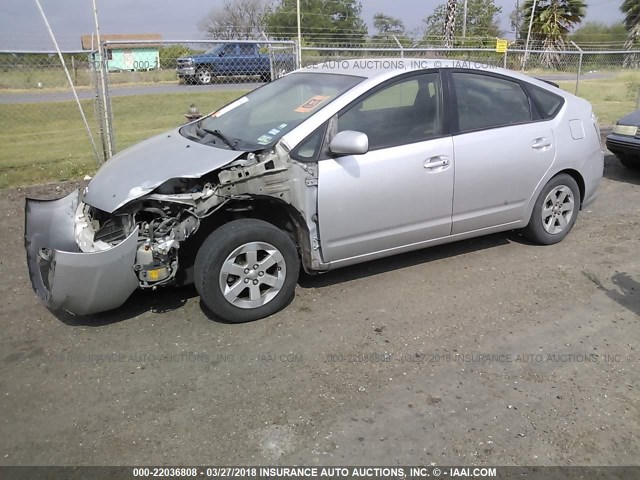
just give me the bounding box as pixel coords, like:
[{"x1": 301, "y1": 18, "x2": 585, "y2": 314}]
[
  {"x1": 0, "y1": 49, "x2": 103, "y2": 188},
  {"x1": 1, "y1": 40, "x2": 639, "y2": 189}
]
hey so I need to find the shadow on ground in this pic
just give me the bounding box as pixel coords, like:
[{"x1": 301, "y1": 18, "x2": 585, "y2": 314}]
[
  {"x1": 52, "y1": 230, "x2": 533, "y2": 326},
  {"x1": 299, "y1": 230, "x2": 532, "y2": 288},
  {"x1": 603, "y1": 154, "x2": 640, "y2": 186},
  {"x1": 53, "y1": 285, "x2": 199, "y2": 327},
  {"x1": 583, "y1": 271, "x2": 640, "y2": 316}
]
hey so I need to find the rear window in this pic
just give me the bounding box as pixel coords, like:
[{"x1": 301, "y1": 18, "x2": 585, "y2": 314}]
[{"x1": 527, "y1": 84, "x2": 564, "y2": 119}]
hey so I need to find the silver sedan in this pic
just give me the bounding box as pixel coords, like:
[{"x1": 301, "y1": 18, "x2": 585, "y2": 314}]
[{"x1": 25, "y1": 59, "x2": 603, "y2": 322}]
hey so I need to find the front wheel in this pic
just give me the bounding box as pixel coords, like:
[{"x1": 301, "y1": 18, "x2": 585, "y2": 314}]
[
  {"x1": 523, "y1": 174, "x2": 580, "y2": 245},
  {"x1": 196, "y1": 66, "x2": 214, "y2": 85},
  {"x1": 194, "y1": 219, "x2": 300, "y2": 323}
]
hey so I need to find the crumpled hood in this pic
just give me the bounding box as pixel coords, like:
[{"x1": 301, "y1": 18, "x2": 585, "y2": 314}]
[{"x1": 83, "y1": 128, "x2": 244, "y2": 213}]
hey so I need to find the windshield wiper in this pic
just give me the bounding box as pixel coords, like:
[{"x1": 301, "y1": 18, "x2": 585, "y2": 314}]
[{"x1": 200, "y1": 127, "x2": 238, "y2": 150}]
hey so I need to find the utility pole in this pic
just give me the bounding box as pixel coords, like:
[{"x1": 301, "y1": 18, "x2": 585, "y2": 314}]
[
  {"x1": 523, "y1": 0, "x2": 537, "y2": 71},
  {"x1": 515, "y1": 0, "x2": 520, "y2": 40},
  {"x1": 462, "y1": 0, "x2": 468, "y2": 38},
  {"x1": 296, "y1": 0, "x2": 302, "y2": 68}
]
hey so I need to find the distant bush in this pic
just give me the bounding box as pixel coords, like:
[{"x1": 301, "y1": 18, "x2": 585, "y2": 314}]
[{"x1": 159, "y1": 45, "x2": 199, "y2": 69}]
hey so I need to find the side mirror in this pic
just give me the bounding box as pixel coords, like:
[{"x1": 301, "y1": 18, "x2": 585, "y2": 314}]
[{"x1": 328, "y1": 130, "x2": 369, "y2": 156}]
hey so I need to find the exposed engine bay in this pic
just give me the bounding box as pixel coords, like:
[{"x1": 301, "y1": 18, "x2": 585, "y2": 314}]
[{"x1": 71, "y1": 146, "x2": 315, "y2": 290}]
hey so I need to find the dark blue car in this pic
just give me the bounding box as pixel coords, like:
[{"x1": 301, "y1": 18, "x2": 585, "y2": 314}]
[
  {"x1": 176, "y1": 42, "x2": 295, "y2": 85},
  {"x1": 606, "y1": 109, "x2": 640, "y2": 169}
]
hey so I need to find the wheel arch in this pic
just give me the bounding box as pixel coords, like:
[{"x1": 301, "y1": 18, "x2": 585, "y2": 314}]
[
  {"x1": 555, "y1": 168, "x2": 585, "y2": 208},
  {"x1": 176, "y1": 195, "x2": 312, "y2": 286}
]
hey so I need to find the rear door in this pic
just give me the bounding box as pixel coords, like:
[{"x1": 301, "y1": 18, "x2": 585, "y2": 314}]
[
  {"x1": 448, "y1": 70, "x2": 556, "y2": 234},
  {"x1": 316, "y1": 71, "x2": 455, "y2": 263}
]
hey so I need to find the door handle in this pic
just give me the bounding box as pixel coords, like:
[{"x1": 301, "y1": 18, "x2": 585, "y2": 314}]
[
  {"x1": 424, "y1": 156, "x2": 451, "y2": 170},
  {"x1": 531, "y1": 138, "x2": 552, "y2": 150}
]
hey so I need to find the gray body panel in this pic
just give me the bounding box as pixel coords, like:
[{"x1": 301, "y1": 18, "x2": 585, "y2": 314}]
[
  {"x1": 25, "y1": 190, "x2": 140, "y2": 315},
  {"x1": 318, "y1": 137, "x2": 454, "y2": 263},
  {"x1": 83, "y1": 129, "x2": 243, "y2": 213},
  {"x1": 451, "y1": 122, "x2": 556, "y2": 234}
]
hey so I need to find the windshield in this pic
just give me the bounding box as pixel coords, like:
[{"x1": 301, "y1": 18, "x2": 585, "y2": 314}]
[
  {"x1": 194, "y1": 73, "x2": 364, "y2": 150},
  {"x1": 204, "y1": 45, "x2": 222, "y2": 54}
]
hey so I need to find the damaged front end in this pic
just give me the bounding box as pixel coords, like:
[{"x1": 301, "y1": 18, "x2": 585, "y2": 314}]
[
  {"x1": 25, "y1": 190, "x2": 140, "y2": 315},
  {"x1": 24, "y1": 144, "x2": 313, "y2": 316}
]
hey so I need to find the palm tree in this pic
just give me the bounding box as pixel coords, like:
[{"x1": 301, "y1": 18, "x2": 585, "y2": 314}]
[
  {"x1": 521, "y1": 0, "x2": 586, "y2": 68},
  {"x1": 621, "y1": 0, "x2": 640, "y2": 67},
  {"x1": 443, "y1": 0, "x2": 457, "y2": 47}
]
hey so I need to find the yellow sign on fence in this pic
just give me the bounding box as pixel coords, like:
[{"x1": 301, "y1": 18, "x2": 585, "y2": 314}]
[{"x1": 496, "y1": 39, "x2": 508, "y2": 53}]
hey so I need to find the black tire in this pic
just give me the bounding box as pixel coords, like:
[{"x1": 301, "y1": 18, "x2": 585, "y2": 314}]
[
  {"x1": 194, "y1": 219, "x2": 299, "y2": 323},
  {"x1": 617, "y1": 154, "x2": 640, "y2": 169},
  {"x1": 523, "y1": 173, "x2": 581, "y2": 245},
  {"x1": 196, "y1": 66, "x2": 214, "y2": 85}
]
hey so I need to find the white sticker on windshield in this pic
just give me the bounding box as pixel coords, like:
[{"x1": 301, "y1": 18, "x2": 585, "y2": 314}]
[
  {"x1": 211, "y1": 96, "x2": 249, "y2": 118},
  {"x1": 257, "y1": 135, "x2": 272, "y2": 145},
  {"x1": 268, "y1": 128, "x2": 280, "y2": 135},
  {"x1": 278, "y1": 123, "x2": 287, "y2": 129}
]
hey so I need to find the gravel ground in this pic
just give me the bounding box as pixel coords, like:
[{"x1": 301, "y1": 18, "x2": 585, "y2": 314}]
[{"x1": 0, "y1": 151, "x2": 638, "y2": 467}]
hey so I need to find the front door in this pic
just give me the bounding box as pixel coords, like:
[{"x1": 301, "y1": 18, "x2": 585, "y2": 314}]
[{"x1": 317, "y1": 72, "x2": 455, "y2": 263}]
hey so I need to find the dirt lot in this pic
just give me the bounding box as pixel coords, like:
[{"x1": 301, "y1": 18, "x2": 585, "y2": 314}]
[{"x1": 0, "y1": 152, "x2": 638, "y2": 467}]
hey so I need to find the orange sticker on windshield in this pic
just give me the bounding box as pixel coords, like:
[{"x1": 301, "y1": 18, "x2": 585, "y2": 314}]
[{"x1": 295, "y1": 95, "x2": 329, "y2": 113}]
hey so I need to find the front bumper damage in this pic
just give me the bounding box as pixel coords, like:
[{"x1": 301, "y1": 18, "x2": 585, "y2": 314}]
[{"x1": 24, "y1": 190, "x2": 139, "y2": 315}]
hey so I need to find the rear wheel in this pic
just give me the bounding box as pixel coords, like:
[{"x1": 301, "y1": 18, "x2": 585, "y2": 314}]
[
  {"x1": 523, "y1": 174, "x2": 580, "y2": 245},
  {"x1": 196, "y1": 66, "x2": 214, "y2": 85},
  {"x1": 194, "y1": 219, "x2": 299, "y2": 323},
  {"x1": 617, "y1": 154, "x2": 640, "y2": 169}
]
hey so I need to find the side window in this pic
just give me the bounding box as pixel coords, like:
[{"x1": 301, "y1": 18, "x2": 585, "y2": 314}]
[
  {"x1": 526, "y1": 84, "x2": 564, "y2": 119},
  {"x1": 292, "y1": 125, "x2": 326, "y2": 161},
  {"x1": 222, "y1": 44, "x2": 237, "y2": 56},
  {"x1": 452, "y1": 72, "x2": 531, "y2": 133},
  {"x1": 337, "y1": 73, "x2": 442, "y2": 150},
  {"x1": 239, "y1": 44, "x2": 254, "y2": 56}
]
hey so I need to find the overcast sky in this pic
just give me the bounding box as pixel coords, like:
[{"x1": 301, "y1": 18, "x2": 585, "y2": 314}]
[{"x1": 0, "y1": 0, "x2": 625, "y2": 51}]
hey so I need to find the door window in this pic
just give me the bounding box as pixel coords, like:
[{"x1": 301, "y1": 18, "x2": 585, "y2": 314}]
[
  {"x1": 452, "y1": 72, "x2": 531, "y2": 132},
  {"x1": 337, "y1": 73, "x2": 443, "y2": 150},
  {"x1": 238, "y1": 44, "x2": 255, "y2": 56},
  {"x1": 222, "y1": 44, "x2": 237, "y2": 56}
]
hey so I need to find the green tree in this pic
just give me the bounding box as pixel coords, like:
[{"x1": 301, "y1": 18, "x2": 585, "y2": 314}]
[
  {"x1": 622, "y1": 0, "x2": 640, "y2": 67},
  {"x1": 265, "y1": 0, "x2": 368, "y2": 45},
  {"x1": 423, "y1": 0, "x2": 503, "y2": 46},
  {"x1": 370, "y1": 12, "x2": 414, "y2": 46},
  {"x1": 373, "y1": 13, "x2": 405, "y2": 35},
  {"x1": 520, "y1": 0, "x2": 585, "y2": 55},
  {"x1": 569, "y1": 22, "x2": 627, "y2": 46}
]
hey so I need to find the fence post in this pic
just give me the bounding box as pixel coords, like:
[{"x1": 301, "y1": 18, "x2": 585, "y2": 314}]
[
  {"x1": 97, "y1": 41, "x2": 115, "y2": 160},
  {"x1": 571, "y1": 41, "x2": 583, "y2": 96},
  {"x1": 503, "y1": 49, "x2": 508, "y2": 69},
  {"x1": 294, "y1": 39, "x2": 302, "y2": 69},
  {"x1": 392, "y1": 35, "x2": 404, "y2": 58}
]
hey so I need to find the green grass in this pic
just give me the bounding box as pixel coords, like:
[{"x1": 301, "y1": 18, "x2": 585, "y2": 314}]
[
  {"x1": 1, "y1": 70, "x2": 639, "y2": 190},
  {"x1": 557, "y1": 71, "x2": 640, "y2": 124},
  {"x1": 0, "y1": 68, "x2": 178, "y2": 91},
  {"x1": 0, "y1": 90, "x2": 247, "y2": 189}
]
